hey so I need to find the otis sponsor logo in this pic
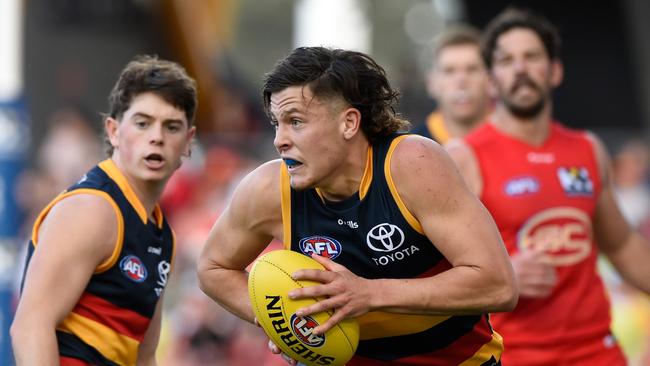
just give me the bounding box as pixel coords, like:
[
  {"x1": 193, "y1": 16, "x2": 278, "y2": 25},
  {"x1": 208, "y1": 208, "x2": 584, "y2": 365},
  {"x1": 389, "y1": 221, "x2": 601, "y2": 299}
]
[
  {"x1": 299, "y1": 236, "x2": 341, "y2": 259},
  {"x1": 290, "y1": 314, "x2": 325, "y2": 347},
  {"x1": 265, "y1": 296, "x2": 335, "y2": 365},
  {"x1": 367, "y1": 223, "x2": 420, "y2": 266},
  {"x1": 518, "y1": 207, "x2": 592, "y2": 266},
  {"x1": 120, "y1": 255, "x2": 147, "y2": 282}
]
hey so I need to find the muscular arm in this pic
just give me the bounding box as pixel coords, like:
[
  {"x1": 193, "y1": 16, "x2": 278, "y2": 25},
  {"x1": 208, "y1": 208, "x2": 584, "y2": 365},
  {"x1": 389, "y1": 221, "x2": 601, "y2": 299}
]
[
  {"x1": 292, "y1": 137, "x2": 517, "y2": 334},
  {"x1": 10, "y1": 194, "x2": 118, "y2": 365},
  {"x1": 375, "y1": 135, "x2": 517, "y2": 314},
  {"x1": 590, "y1": 133, "x2": 650, "y2": 293},
  {"x1": 197, "y1": 160, "x2": 284, "y2": 323}
]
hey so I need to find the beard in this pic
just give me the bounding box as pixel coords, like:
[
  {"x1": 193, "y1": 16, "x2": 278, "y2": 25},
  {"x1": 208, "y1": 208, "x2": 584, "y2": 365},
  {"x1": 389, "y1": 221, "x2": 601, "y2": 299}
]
[{"x1": 500, "y1": 74, "x2": 548, "y2": 119}]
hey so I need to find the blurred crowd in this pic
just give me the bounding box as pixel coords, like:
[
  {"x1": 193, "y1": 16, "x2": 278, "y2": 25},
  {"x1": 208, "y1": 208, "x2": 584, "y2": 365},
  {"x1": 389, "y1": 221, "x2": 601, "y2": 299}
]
[{"x1": 5, "y1": 53, "x2": 649, "y2": 365}]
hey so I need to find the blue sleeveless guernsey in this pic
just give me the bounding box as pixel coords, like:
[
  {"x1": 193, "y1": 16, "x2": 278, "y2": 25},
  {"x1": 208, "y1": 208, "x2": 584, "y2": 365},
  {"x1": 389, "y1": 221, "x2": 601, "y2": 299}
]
[
  {"x1": 21, "y1": 159, "x2": 175, "y2": 365},
  {"x1": 280, "y1": 134, "x2": 502, "y2": 365}
]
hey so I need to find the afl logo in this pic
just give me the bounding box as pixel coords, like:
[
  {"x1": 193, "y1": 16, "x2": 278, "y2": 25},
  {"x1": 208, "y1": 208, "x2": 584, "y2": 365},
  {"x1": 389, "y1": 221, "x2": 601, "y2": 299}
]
[
  {"x1": 299, "y1": 236, "x2": 341, "y2": 259},
  {"x1": 290, "y1": 314, "x2": 325, "y2": 347},
  {"x1": 120, "y1": 255, "x2": 148, "y2": 282},
  {"x1": 367, "y1": 223, "x2": 404, "y2": 252}
]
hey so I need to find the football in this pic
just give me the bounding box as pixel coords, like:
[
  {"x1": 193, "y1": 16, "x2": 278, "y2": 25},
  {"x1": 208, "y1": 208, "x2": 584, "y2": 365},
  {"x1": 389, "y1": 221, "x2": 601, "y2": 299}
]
[{"x1": 248, "y1": 249, "x2": 359, "y2": 366}]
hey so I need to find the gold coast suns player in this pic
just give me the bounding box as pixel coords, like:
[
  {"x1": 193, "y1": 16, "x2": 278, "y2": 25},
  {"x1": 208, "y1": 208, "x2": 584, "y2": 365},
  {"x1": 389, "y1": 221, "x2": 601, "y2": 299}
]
[{"x1": 448, "y1": 8, "x2": 650, "y2": 366}]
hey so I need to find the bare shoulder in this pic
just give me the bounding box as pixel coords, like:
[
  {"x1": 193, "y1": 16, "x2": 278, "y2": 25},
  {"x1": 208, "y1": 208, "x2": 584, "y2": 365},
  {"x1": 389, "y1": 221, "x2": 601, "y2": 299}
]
[
  {"x1": 36, "y1": 192, "x2": 119, "y2": 268},
  {"x1": 584, "y1": 131, "x2": 611, "y2": 182},
  {"x1": 231, "y1": 159, "x2": 282, "y2": 209}
]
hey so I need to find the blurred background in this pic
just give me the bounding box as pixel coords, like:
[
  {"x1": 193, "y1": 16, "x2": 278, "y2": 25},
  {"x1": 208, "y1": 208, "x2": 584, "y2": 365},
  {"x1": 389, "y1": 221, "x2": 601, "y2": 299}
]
[{"x1": 1, "y1": 0, "x2": 649, "y2": 365}]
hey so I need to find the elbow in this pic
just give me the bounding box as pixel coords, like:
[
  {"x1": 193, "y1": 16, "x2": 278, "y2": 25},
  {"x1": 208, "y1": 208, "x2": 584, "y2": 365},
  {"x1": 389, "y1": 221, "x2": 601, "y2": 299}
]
[
  {"x1": 10, "y1": 316, "x2": 28, "y2": 350},
  {"x1": 492, "y1": 273, "x2": 519, "y2": 312}
]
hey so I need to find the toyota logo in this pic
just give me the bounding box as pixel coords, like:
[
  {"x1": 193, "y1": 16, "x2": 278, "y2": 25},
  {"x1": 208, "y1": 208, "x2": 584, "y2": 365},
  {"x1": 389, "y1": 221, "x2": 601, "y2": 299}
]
[{"x1": 366, "y1": 223, "x2": 405, "y2": 252}]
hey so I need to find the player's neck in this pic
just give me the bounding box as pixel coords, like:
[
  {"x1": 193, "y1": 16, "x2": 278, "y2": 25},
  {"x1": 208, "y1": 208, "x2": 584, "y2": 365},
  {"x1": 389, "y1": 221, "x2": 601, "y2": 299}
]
[
  {"x1": 443, "y1": 115, "x2": 485, "y2": 139},
  {"x1": 111, "y1": 157, "x2": 165, "y2": 220},
  {"x1": 491, "y1": 105, "x2": 552, "y2": 146},
  {"x1": 316, "y1": 138, "x2": 370, "y2": 202}
]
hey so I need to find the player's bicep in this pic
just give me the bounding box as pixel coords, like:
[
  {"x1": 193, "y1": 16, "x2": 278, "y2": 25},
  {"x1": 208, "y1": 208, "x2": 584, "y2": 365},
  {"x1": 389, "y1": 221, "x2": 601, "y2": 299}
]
[
  {"x1": 15, "y1": 194, "x2": 118, "y2": 327},
  {"x1": 201, "y1": 161, "x2": 280, "y2": 271},
  {"x1": 394, "y1": 137, "x2": 504, "y2": 266}
]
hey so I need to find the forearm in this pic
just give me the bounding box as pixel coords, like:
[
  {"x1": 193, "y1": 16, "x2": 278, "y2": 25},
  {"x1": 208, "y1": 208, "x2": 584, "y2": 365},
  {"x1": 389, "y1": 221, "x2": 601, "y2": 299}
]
[
  {"x1": 371, "y1": 265, "x2": 516, "y2": 315},
  {"x1": 608, "y1": 231, "x2": 650, "y2": 294},
  {"x1": 197, "y1": 265, "x2": 255, "y2": 322}
]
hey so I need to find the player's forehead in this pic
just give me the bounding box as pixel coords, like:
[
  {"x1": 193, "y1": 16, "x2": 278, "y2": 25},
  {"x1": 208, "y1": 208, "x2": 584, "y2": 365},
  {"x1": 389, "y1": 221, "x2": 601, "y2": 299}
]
[
  {"x1": 495, "y1": 27, "x2": 545, "y2": 55},
  {"x1": 434, "y1": 43, "x2": 482, "y2": 70},
  {"x1": 269, "y1": 85, "x2": 335, "y2": 118}
]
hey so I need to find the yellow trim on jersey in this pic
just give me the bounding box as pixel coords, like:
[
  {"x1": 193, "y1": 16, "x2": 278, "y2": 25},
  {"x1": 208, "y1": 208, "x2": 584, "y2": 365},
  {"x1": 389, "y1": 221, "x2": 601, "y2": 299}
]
[
  {"x1": 358, "y1": 146, "x2": 373, "y2": 200},
  {"x1": 99, "y1": 159, "x2": 163, "y2": 226},
  {"x1": 358, "y1": 311, "x2": 450, "y2": 340},
  {"x1": 58, "y1": 312, "x2": 138, "y2": 366},
  {"x1": 280, "y1": 163, "x2": 292, "y2": 249},
  {"x1": 426, "y1": 111, "x2": 450, "y2": 144},
  {"x1": 384, "y1": 136, "x2": 424, "y2": 234},
  {"x1": 30, "y1": 189, "x2": 125, "y2": 274},
  {"x1": 459, "y1": 331, "x2": 504, "y2": 366}
]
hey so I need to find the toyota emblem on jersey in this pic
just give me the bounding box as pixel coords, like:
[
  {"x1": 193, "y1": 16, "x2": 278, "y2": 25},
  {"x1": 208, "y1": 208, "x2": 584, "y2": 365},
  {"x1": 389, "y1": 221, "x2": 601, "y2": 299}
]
[
  {"x1": 120, "y1": 255, "x2": 148, "y2": 283},
  {"x1": 299, "y1": 236, "x2": 342, "y2": 259},
  {"x1": 366, "y1": 223, "x2": 405, "y2": 252}
]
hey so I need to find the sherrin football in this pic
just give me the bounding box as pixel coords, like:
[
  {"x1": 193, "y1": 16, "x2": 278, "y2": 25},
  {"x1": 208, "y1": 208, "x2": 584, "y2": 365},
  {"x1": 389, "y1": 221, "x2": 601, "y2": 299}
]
[{"x1": 248, "y1": 250, "x2": 359, "y2": 366}]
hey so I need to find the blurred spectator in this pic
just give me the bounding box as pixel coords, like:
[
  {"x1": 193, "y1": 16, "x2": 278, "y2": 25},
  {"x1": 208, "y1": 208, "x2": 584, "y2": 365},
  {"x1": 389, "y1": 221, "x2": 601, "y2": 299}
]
[
  {"x1": 612, "y1": 139, "x2": 650, "y2": 228},
  {"x1": 604, "y1": 137, "x2": 650, "y2": 366},
  {"x1": 15, "y1": 105, "x2": 103, "y2": 236}
]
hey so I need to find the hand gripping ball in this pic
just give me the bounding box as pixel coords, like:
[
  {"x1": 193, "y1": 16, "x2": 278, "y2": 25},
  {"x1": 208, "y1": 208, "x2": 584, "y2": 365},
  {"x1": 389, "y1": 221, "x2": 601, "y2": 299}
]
[{"x1": 248, "y1": 250, "x2": 359, "y2": 366}]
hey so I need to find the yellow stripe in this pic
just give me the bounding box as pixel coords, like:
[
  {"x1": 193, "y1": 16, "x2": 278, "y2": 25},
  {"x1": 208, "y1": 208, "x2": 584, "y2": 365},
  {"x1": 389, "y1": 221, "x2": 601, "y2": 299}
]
[
  {"x1": 426, "y1": 111, "x2": 450, "y2": 144},
  {"x1": 358, "y1": 311, "x2": 450, "y2": 340},
  {"x1": 31, "y1": 189, "x2": 124, "y2": 274},
  {"x1": 58, "y1": 312, "x2": 139, "y2": 366},
  {"x1": 458, "y1": 331, "x2": 504, "y2": 366},
  {"x1": 280, "y1": 162, "x2": 292, "y2": 249},
  {"x1": 358, "y1": 146, "x2": 373, "y2": 200},
  {"x1": 99, "y1": 159, "x2": 161, "y2": 226},
  {"x1": 384, "y1": 136, "x2": 424, "y2": 234}
]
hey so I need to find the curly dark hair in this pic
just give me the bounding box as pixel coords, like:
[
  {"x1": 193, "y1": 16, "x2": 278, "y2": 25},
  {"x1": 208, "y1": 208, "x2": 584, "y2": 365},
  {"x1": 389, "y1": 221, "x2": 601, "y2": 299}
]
[
  {"x1": 262, "y1": 47, "x2": 409, "y2": 144},
  {"x1": 105, "y1": 55, "x2": 197, "y2": 155},
  {"x1": 482, "y1": 7, "x2": 562, "y2": 70}
]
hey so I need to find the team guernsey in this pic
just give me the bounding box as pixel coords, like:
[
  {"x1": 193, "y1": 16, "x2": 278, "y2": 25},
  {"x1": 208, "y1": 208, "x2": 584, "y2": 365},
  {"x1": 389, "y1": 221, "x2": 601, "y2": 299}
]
[
  {"x1": 410, "y1": 111, "x2": 450, "y2": 144},
  {"x1": 465, "y1": 122, "x2": 626, "y2": 365},
  {"x1": 21, "y1": 159, "x2": 175, "y2": 366},
  {"x1": 280, "y1": 133, "x2": 502, "y2": 365}
]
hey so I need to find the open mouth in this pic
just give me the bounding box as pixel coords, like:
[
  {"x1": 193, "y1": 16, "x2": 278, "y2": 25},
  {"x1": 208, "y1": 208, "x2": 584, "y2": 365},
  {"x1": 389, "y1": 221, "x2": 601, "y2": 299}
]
[
  {"x1": 283, "y1": 158, "x2": 303, "y2": 170},
  {"x1": 144, "y1": 153, "x2": 164, "y2": 168}
]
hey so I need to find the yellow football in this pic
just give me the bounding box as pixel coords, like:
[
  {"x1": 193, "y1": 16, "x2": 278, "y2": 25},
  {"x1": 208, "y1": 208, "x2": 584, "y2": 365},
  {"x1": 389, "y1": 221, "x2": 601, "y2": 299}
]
[{"x1": 248, "y1": 250, "x2": 359, "y2": 366}]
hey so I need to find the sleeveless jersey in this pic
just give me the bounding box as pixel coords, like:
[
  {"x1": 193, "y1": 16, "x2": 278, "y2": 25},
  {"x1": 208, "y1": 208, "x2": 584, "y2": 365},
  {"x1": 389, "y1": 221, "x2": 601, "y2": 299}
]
[
  {"x1": 280, "y1": 134, "x2": 502, "y2": 365},
  {"x1": 465, "y1": 122, "x2": 624, "y2": 363},
  {"x1": 21, "y1": 159, "x2": 175, "y2": 366},
  {"x1": 410, "y1": 111, "x2": 450, "y2": 144}
]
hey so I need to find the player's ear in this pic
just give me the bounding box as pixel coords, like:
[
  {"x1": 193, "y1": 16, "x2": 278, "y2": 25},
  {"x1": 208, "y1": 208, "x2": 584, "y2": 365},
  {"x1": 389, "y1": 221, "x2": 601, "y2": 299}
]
[
  {"x1": 341, "y1": 107, "x2": 361, "y2": 140},
  {"x1": 105, "y1": 117, "x2": 120, "y2": 149}
]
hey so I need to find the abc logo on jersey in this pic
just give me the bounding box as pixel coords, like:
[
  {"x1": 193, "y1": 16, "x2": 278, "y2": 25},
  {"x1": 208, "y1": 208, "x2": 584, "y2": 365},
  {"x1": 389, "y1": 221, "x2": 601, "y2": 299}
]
[
  {"x1": 290, "y1": 314, "x2": 325, "y2": 347},
  {"x1": 120, "y1": 255, "x2": 148, "y2": 282},
  {"x1": 299, "y1": 236, "x2": 342, "y2": 259}
]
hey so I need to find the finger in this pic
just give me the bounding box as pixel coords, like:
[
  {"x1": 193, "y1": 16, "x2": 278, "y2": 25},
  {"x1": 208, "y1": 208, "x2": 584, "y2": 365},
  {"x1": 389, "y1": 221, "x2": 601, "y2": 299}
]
[
  {"x1": 289, "y1": 281, "x2": 334, "y2": 300},
  {"x1": 268, "y1": 339, "x2": 281, "y2": 354},
  {"x1": 291, "y1": 268, "x2": 333, "y2": 282},
  {"x1": 281, "y1": 353, "x2": 298, "y2": 365},
  {"x1": 295, "y1": 296, "x2": 342, "y2": 317},
  {"x1": 310, "y1": 252, "x2": 346, "y2": 271},
  {"x1": 312, "y1": 307, "x2": 346, "y2": 335}
]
